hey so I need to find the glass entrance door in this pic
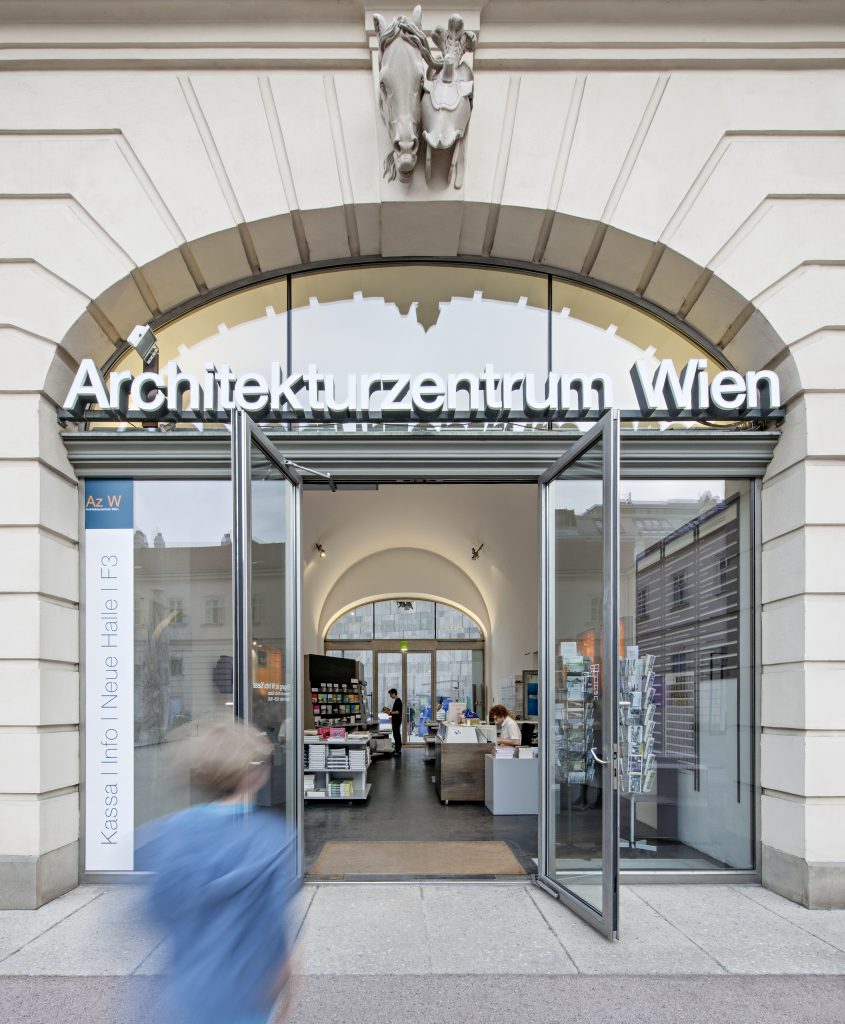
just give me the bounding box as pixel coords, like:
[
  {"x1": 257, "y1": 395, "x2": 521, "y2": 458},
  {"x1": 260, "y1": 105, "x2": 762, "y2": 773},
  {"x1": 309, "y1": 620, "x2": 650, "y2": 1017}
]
[
  {"x1": 406, "y1": 651, "x2": 433, "y2": 742},
  {"x1": 231, "y1": 409, "x2": 302, "y2": 871},
  {"x1": 537, "y1": 412, "x2": 620, "y2": 939}
]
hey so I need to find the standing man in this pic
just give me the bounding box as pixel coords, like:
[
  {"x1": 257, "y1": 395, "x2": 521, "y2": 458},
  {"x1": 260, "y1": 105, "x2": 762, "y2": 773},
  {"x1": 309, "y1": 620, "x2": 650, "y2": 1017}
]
[{"x1": 382, "y1": 687, "x2": 403, "y2": 757}]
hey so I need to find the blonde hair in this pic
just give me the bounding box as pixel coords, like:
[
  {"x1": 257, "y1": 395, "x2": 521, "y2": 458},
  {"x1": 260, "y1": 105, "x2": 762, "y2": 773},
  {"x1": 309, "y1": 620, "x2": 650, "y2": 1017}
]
[{"x1": 190, "y1": 719, "x2": 273, "y2": 797}]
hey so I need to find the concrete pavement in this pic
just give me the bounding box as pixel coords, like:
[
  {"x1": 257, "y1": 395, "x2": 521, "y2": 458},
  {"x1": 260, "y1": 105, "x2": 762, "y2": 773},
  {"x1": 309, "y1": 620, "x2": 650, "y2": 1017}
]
[{"x1": 1, "y1": 883, "x2": 845, "y2": 1022}]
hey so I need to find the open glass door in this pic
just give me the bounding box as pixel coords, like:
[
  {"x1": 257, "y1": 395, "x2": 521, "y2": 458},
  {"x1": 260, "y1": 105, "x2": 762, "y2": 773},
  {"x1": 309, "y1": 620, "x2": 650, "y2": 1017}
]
[
  {"x1": 231, "y1": 409, "x2": 303, "y2": 874},
  {"x1": 537, "y1": 411, "x2": 620, "y2": 939}
]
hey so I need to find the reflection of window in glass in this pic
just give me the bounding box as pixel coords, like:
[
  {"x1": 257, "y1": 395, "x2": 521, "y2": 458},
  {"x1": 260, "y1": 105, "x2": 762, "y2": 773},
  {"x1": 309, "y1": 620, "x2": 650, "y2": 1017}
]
[
  {"x1": 671, "y1": 572, "x2": 687, "y2": 609},
  {"x1": 719, "y1": 555, "x2": 730, "y2": 593},
  {"x1": 636, "y1": 586, "x2": 648, "y2": 621},
  {"x1": 205, "y1": 597, "x2": 224, "y2": 626},
  {"x1": 169, "y1": 656, "x2": 183, "y2": 677},
  {"x1": 256, "y1": 650, "x2": 268, "y2": 668},
  {"x1": 134, "y1": 598, "x2": 144, "y2": 627},
  {"x1": 252, "y1": 594, "x2": 264, "y2": 623},
  {"x1": 169, "y1": 598, "x2": 184, "y2": 624},
  {"x1": 590, "y1": 596, "x2": 602, "y2": 624}
]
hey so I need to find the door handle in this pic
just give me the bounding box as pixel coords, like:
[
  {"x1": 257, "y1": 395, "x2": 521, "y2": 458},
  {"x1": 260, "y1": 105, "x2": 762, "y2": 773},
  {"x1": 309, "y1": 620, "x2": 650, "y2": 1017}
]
[{"x1": 590, "y1": 747, "x2": 608, "y2": 765}]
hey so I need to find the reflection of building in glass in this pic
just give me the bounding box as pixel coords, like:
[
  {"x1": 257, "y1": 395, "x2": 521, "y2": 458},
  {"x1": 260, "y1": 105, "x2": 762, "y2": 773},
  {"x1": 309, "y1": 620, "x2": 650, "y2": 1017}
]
[{"x1": 635, "y1": 499, "x2": 740, "y2": 776}]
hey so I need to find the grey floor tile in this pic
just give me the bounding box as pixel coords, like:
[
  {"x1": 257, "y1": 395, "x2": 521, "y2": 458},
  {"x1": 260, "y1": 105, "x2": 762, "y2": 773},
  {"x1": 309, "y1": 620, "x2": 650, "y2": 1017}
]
[
  {"x1": 0, "y1": 885, "x2": 106, "y2": 963},
  {"x1": 422, "y1": 883, "x2": 577, "y2": 975},
  {"x1": 634, "y1": 885, "x2": 845, "y2": 974},
  {"x1": 295, "y1": 884, "x2": 431, "y2": 975},
  {"x1": 529, "y1": 886, "x2": 725, "y2": 975},
  {"x1": 132, "y1": 939, "x2": 170, "y2": 976},
  {"x1": 0, "y1": 887, "x2": 160, "y2": 976},
  {"x1": 732, "y1": 885, "x2": 845, "y2": 953}
]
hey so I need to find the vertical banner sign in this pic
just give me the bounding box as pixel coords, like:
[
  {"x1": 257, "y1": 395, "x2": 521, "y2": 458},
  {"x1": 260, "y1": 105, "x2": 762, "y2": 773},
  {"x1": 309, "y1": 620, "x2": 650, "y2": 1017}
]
[{"x1": 84, "y1": 480, "x2": 134, "y2": 871}]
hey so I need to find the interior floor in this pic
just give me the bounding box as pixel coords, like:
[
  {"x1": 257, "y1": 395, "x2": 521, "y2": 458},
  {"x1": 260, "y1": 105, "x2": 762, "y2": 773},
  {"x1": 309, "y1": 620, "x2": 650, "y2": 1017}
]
[{"x1": 304, "y1": 746, "x2": 538, "y2": 879}]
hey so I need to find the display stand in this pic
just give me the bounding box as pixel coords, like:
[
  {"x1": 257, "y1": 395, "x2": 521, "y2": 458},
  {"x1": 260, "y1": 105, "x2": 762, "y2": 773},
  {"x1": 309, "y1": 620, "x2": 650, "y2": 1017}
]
[
  {"x1": 304, "y1": 654, "x2": 367, "y2": 731},
  {"x1": 554, "y1": 646, "x2": 598, "y2": 840},
  {"x1": 304, "y1": 735, "x2": 372, "y2": 802},
  {"x1": 618, "y1": 647, "x2": 657, "y2": 850}
]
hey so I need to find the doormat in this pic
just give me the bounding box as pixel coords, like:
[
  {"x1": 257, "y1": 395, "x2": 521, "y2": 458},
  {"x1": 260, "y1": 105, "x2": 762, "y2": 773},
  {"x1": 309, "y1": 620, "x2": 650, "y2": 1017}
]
[{"x1": 309, "y1": 840, "x2": 526, "y2": 879}]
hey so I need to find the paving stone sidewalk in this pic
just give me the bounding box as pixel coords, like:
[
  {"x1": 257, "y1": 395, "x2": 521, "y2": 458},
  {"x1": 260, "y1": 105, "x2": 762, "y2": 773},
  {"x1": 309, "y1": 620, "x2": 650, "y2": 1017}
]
[{"x1": 1, "y1": 882, "x2": 845, "y2": 978}]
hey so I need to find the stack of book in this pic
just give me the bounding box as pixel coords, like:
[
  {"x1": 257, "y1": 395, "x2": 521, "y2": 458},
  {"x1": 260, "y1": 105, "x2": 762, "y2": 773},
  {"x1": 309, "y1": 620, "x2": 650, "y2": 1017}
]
[
  {"x1": 348, "y1": 748, "x2": 369, "y2": 770},
  {"x1": 326, "y1": 750, "x2": 349, "y2": 770},
  {"x1": 328, "y1": 779, "x2": 354, "y2": 798},
  {"x1": 307, "y1": 745, "x2": 327, "y2": 770}
]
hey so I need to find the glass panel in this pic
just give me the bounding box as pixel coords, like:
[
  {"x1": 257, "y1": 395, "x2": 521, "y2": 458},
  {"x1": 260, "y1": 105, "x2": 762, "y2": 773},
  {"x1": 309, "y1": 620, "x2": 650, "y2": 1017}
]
[
  {"x1": 435, "y1": 603, "x2": 482, "y2": 640},
  {"x1": 114, "y1": 280, "x2": 288, "y2": 381},
  {"x1": 406, "y1": 652, "x2": 432, "y2": 741},
  {"x1": 133, "y1": 481, "x2": 233, "y2": 829},
  {"x1": 377, "y1": 652, "x2": 403, "y2": 732},
  {"x1": 619, "y1": 480, "x2": 753, "y2": 870},
  {"x1": 374, "y1": 599, "x2": 435, "y2": 639},
  {"x1": 326, "y1": 604, "x2": 374, "y2": 641},
  {"x1": 248, "y1": 441, "x2": 293, "y2": 817},
  {"x1": 291, "y1": 265, "x2": 547, "y2": 416},
  {"x1": 550, "y1": 433, "x2": 606, "y2": 915},
  {"x1": 551, "y1": 278, "x2": 724, "y2": 420},
  {"x1": 435, "y1": 649, "x2": 484, "y2": 716}
]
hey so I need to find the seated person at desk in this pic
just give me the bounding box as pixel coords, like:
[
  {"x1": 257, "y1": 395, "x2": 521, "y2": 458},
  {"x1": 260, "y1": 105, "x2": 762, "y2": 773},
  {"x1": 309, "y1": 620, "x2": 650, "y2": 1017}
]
[{"x1": 490, "y1": 704, "x2": 521, "y2": 747}]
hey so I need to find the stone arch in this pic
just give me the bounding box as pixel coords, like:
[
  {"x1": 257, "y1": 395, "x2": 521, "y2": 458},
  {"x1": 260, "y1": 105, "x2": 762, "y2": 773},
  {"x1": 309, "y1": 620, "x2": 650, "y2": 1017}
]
[{"x1": 46, "y1": 202, "x2": 793, "y2": 403}]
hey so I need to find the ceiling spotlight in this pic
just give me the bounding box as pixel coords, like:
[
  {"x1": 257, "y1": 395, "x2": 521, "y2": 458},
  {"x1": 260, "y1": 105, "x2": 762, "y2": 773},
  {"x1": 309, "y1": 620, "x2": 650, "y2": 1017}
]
[
  {"x1": 315, "y1": 543, "x2": 327, "y2": 559},
  {"x1": 471, "y1": 543, "x2": 484, "y2": 561}
]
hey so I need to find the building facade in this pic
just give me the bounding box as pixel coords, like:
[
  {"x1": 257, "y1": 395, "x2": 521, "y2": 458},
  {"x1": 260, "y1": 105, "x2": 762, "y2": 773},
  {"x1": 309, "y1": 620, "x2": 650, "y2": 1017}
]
[{"x1": 1, "y1": 0, "x2": 844, "y2": 913}]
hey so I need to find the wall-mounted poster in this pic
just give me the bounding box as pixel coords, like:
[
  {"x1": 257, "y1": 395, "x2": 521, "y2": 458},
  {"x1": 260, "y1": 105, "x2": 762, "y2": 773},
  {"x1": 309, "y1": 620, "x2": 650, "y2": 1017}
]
[{"x1": 84, "y1": 480, "x2": 134, "y2": 871}]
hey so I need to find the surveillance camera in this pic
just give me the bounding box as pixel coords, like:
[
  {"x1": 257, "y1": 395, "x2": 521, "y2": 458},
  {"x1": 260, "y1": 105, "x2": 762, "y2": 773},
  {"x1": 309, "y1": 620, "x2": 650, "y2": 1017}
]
[{"x1": 127, "y1": 324, "x2": 159, "y2": 364}]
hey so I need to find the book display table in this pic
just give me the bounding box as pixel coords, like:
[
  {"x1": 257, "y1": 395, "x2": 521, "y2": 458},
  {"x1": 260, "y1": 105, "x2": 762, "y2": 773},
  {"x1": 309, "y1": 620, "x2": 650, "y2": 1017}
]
[{"x1": 304, "y1": 735, "x2": 372, "y2": 802}]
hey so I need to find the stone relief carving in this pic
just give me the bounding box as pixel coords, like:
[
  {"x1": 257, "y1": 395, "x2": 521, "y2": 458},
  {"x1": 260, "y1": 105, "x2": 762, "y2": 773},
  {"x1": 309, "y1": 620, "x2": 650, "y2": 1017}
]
[{"x1": 373, "y1": 5, "x2": 476, "y2": 188}]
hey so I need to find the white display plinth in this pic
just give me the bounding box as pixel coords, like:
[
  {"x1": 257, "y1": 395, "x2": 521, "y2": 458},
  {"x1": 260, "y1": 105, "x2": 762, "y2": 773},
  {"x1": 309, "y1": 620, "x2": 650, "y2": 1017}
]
[{"x1": 484, "y1": 754, "x2": 539, "y2": 815}]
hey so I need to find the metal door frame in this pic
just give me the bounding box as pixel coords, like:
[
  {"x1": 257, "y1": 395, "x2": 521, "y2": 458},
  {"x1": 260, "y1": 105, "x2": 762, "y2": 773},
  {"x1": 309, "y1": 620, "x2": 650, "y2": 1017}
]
[
  {"x1": 231, "y1": 408, "x2": 304, "y2": 875},
  {"x1": 536, "y1": 411, "x2": 620, "y2": 939}
]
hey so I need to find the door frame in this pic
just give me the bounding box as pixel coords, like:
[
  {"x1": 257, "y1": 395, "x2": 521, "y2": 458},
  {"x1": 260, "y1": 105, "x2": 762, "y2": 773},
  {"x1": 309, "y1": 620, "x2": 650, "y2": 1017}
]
[
  {"x1": 536, "y1": 411, "x2": 620, "y2": 939},
  {"x1": 231, "y1": 408, "x2": 304, "y2": 874}
]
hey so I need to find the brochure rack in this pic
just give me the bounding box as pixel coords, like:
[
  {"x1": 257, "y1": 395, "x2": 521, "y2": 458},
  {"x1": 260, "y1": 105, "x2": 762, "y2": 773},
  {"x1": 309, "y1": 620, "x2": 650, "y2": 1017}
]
[
  {"x1": 618, "y1": 647, "x2": 657, "y2": 850},
  {"x1": 304, "y1": 654, "x2": 367, "y2": 730}
]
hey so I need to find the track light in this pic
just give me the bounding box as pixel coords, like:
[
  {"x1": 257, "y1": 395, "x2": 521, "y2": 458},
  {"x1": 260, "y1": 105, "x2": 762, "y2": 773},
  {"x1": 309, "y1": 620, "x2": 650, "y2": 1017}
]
[
  {"x1": 315, "y1": 543, "x2": 327, "y2": 559},
  {"x1": 471, "y1": 543, "x2": 484, "y2": 561}
]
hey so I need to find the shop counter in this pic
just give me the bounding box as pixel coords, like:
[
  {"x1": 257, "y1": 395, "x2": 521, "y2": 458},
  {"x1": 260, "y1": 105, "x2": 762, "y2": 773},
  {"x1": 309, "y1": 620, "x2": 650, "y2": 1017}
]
[
  {"x1": 484, "y1": 754, "x2": 539, "y2": 815},
  {"x1": 434, "y1": 725, "x2": 493, "y2": 802}
]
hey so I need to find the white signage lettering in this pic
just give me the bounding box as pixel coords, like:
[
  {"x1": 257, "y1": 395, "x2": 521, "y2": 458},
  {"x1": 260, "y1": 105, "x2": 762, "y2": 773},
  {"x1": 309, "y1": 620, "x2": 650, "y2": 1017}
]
[{"x1": 63, "y1": 358, "x2": 782, "y2": 421}]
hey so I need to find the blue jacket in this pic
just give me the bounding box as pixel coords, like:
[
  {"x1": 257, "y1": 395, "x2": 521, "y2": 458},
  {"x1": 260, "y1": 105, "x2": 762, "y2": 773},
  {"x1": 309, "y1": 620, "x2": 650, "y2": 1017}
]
[{"x1": 139, "y1": 803, "x2": 299, "y2": 1024}]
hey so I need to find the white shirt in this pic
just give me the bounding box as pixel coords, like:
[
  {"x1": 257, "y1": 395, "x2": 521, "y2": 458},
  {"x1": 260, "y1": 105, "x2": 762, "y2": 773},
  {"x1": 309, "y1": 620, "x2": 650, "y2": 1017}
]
[{"x1": 499, "y1": 717, "x2": 521, "y2": 744}]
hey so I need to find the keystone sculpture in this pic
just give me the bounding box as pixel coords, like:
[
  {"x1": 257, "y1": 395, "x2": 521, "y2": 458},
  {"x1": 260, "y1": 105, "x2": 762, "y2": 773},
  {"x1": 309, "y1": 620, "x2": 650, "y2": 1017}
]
[{"x1": 373, "y1": 5, "x2": 477, "y2": 188}]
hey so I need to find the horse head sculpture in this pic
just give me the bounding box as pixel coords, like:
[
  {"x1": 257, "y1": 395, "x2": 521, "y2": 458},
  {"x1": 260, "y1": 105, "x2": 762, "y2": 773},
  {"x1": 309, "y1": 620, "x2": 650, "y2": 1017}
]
[
  {"x1": 421, "y1": 15, "x2": 476, "y2": 188},
  {"x1": 373, "y1": 5, "x2": 442, "y2": 183}
]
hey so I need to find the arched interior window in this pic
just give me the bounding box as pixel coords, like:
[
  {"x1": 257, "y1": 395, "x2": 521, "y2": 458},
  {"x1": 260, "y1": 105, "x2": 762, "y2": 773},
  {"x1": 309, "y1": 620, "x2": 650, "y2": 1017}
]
[{"x1": 324, "y1": 599, "x2": 484, "y2": 742}]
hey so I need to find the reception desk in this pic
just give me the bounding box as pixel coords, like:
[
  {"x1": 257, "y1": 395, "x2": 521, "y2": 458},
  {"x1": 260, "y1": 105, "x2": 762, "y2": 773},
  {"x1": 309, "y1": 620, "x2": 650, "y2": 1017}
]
[{"x1": 434, "y1": 726, "x2": 493, "y2": 803}]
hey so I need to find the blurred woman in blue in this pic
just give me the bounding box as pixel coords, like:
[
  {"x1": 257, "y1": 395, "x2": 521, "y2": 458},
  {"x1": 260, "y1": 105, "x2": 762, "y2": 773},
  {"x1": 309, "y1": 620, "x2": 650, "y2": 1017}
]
[{"x1": 138, "y1": 720, "x2": 299, "y2": 1024}]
